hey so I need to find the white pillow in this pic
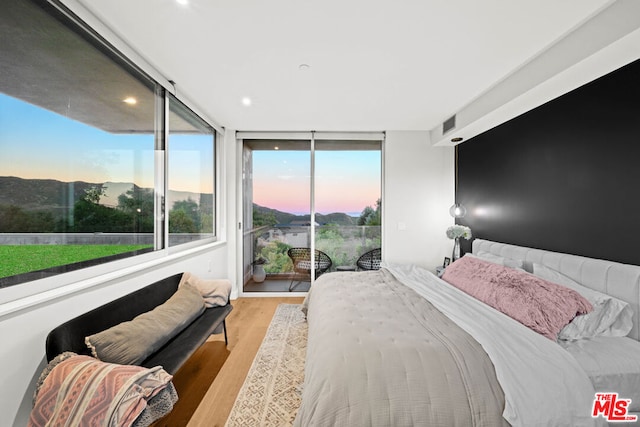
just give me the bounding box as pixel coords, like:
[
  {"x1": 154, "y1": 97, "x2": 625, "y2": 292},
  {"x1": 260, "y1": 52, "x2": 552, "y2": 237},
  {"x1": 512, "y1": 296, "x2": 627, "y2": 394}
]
[
  {"x1": 532, "y1": 263, "x2": 633, "y2": 341},
  {"x1": 472, "y1": 251, "x2": 527, "y2": 271},
  {"x1": 179, "y1": 272, "x2": 231, "y2": 308}
]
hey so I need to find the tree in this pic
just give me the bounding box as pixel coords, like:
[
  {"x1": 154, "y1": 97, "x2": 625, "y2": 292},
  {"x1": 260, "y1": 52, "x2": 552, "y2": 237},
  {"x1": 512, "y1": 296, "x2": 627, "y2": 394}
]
[
  {"x1": 358, "y1": 206, "x2": 375, "y2": 226},
  {"x1": 170, "y1": 199, "x2": 201, "y2": 233},
  {"x1": 358, "y1": 198, "x2": 381, "y2": 226},
  {"x1": 117, "y1": 187, "x2": 154, "y2": 232},
  {"x1": 199, "y1": 194, "x2": 214, "y2": 234},
  {"x1": 0, "y1": 204, "x2": 56, "y2": 232},
  {"x1": 253, "y1": 209, "x2": 278, "y2": 228},
  {"x1": 169, "y1": 209, "x2": 196, "y2": 233},
  {"x1": 72, "y1": 199, "x2": 133, "y2": 232},
  {"x1": 83, "y1": 185, "x2": 106, "y2": 204}
]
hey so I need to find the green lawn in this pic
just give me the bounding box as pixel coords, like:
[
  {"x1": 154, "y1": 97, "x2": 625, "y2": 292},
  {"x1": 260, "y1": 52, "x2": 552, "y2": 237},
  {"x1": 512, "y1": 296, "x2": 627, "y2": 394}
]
[{"x1": 0, "y1": 245, "x2": 153, "y2": 278}]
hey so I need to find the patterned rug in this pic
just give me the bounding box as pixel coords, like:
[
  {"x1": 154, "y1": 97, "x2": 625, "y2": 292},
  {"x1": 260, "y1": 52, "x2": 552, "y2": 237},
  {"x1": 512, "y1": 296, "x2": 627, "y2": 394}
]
[{"x1": 225, "y1": 304, "x2": 308, "y2": 427}]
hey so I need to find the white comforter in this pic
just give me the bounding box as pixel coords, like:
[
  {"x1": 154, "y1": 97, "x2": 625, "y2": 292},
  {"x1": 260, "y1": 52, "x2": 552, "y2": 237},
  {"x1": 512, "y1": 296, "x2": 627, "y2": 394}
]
[
  {"x1": 384, "y1": 262, "x2": 603, "y2": 427},
  {"x1": 297, "y1": 268, "x2": 508, "y2": 426}
]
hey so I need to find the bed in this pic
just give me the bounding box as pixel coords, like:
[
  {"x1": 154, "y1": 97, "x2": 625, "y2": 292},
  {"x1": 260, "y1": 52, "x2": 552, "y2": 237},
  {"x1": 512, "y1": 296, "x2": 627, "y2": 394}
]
[{"x1": 294, "y1": 239, "x2": 640, "y2": 427}]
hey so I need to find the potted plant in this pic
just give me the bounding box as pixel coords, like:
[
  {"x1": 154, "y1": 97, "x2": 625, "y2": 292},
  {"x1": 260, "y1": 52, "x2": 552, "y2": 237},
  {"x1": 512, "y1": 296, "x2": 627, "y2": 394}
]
[{"x1": 252, "y1": 257, "x2": 268, "y2": 283}]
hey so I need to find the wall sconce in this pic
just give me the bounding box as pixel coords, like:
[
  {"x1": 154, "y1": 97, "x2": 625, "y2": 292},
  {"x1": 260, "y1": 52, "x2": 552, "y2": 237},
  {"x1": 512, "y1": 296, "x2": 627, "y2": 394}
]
[{"x1": 449, "y1": 203, "x2": 466, "y2": 218}]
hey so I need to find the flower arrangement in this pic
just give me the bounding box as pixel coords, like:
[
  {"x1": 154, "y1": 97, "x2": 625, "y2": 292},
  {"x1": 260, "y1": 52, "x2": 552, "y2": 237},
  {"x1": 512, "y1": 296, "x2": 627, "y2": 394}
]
[{"x1": 446, "y1": 225, "x2": 472, "y2": 240}]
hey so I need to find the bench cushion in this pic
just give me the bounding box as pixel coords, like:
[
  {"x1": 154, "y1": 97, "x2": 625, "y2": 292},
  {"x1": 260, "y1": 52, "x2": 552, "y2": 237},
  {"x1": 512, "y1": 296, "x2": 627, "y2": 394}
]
[
  {"x1": 85, "y1": 284, "x2": 205, "y2": 365},
  {"x1": 141, "y1": 304, "x2": 233, "y2": 373},
  {"x1": 46, "y1": 273, "x2": 233, "y2": 374}
]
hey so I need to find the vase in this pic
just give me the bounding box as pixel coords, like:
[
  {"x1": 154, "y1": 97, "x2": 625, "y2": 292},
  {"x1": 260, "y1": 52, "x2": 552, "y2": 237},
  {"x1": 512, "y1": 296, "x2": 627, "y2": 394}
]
[
  {"x1": 252, "y1": 265, "x2": 266, "y2": 283},
  {"x1": 452, "y1": 237, "x2": 461, "y2": 261}
]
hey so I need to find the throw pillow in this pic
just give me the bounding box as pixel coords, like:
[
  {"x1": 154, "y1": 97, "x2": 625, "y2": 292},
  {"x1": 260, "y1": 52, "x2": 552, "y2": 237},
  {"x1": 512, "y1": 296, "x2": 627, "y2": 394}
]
[{"x1": 178, "y1": 272, "x2": 231, "y2": 307}]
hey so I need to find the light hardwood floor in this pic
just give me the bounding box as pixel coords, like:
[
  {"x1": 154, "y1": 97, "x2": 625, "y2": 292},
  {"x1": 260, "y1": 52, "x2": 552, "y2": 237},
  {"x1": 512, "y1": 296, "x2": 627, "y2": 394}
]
[{"x1": 153, "y1": 297, "x2": 304, "y2": 427}]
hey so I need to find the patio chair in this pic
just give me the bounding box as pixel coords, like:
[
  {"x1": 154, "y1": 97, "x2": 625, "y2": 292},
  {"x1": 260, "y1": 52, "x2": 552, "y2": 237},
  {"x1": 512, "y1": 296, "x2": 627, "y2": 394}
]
[
  {"x1": 287, "y1": 248, "x2": 332, "y2": 291},
  {"x1": 356, "y1": 247, "x2": 382, "y2": 271}
]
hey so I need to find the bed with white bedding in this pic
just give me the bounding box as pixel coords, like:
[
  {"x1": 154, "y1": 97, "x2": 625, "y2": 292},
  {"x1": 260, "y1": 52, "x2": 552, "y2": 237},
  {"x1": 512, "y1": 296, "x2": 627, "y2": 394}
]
[{"x1": 295, "y1": 239, "x2": 640, "y2": 426}]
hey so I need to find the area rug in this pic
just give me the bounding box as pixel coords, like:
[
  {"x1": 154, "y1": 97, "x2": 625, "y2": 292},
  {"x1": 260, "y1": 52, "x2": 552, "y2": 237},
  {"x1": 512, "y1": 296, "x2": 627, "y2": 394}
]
[{"x1": 225, "y1": 304, "x2": 307, "y2": 427}]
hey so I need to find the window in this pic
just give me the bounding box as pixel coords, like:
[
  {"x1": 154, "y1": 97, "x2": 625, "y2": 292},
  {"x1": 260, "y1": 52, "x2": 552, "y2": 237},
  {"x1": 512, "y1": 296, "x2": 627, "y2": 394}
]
[
  {"x1": 168, "y1": 95, "x2": 216, "y2": 246},
  {"x1": 0, "y1": 0, "x2": 216, "y2": 288}
]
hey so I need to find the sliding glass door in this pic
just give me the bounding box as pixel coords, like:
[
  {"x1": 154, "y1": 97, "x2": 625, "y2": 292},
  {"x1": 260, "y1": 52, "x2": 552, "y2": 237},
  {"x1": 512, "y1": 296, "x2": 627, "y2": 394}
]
[
  {"x1": 314, "y1": 140, "x2": 381, "y2": 272},
  {"x1": 243, "y1": 139, "x2": 311, "y2": 291},
  {"x1": 241, "y1": 133, "x2": 382, "y2": 293}
]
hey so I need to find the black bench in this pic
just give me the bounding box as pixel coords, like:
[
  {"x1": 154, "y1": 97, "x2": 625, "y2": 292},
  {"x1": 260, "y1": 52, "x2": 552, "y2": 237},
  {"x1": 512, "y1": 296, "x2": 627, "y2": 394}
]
[{"x1": 45, "y1": 272, "x2": 232, "y2": 374}]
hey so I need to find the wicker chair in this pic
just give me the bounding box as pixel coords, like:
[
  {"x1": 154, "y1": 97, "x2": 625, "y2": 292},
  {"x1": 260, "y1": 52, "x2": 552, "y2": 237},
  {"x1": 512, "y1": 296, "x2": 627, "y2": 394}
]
[
  {"x1": 356, "y1": 247, "x2": 382, "y2": 271},
  {"x1": 287, "y1": 248, "x2": 332, "y2": 291}
]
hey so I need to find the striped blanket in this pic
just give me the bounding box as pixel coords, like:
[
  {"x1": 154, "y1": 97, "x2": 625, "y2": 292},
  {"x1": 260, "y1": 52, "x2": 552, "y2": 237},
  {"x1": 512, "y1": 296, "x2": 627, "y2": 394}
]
[{"x1": 29, "y1": 353, "x2": 177, "y2": 427}]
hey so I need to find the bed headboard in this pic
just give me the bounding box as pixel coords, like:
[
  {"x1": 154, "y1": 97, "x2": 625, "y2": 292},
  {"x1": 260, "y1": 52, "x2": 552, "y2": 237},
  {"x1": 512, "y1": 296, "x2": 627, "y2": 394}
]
[{"x1": 473, "y1": 239, "x2": 640, "y2": 341}]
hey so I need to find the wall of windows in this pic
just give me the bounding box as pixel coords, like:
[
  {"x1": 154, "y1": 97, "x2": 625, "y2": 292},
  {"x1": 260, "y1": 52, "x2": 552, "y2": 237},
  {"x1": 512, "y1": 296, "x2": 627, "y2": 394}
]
[{"x1": 0, "y1": 0, "x2": 217, "y2": 288}]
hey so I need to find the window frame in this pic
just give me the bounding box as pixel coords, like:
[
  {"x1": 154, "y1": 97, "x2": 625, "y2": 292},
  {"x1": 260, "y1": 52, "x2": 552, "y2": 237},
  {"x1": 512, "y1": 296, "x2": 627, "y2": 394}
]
[
  {"x1": 239, "y1": 132, "x2": 384, "y2": 294},
  {"x1": 166, "y1": 93, "x2": 217, "y2": 248}
]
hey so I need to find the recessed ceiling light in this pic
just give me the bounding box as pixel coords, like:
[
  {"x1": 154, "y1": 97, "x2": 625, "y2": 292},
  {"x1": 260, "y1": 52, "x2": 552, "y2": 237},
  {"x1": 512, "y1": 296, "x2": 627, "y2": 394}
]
[
  {"x1": 298, "y1": 64, "x2": 310, "y2": 71},
  {"x1": 241, "y1": 97, "x2": 252, "y2": 107},
  {"x1": 274, "y1": 146, "x2": 279, "y2": 150},
  {"x1": 123, "y1": 97, "x2": 137, "y2": 105},
  {"x1": 176, "y1": 0, "x2": 188, "y2": 5}
]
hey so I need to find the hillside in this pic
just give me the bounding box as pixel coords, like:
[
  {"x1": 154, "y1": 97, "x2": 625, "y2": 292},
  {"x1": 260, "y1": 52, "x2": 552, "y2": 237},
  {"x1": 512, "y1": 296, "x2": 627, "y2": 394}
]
[
  {"x1": 0, "y1": 176, "x2": 356, "y2": 226},
  {"x1": 0, "y1": 176, "x2": 208, "y2": 216},
  {"x1": 0, "y1": 176, "x2": 96, "y2": 214},
  {"x1": 253, "y1": 203, "x2": 356, "y2": 226}
]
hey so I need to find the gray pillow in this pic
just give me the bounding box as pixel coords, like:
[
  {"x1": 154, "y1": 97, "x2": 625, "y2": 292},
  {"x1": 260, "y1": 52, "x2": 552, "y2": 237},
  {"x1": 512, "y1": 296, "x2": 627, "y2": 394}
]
[{"x1": 85, "y1": 284, "x2": 205, "y2": 365}]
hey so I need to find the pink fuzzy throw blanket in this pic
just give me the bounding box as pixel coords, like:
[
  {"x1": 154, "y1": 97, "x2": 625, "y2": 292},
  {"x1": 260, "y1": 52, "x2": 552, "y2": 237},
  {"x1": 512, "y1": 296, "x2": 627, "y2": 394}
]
[{"x1": 442, "y1": 256, "x2": 592, "y2": 340}]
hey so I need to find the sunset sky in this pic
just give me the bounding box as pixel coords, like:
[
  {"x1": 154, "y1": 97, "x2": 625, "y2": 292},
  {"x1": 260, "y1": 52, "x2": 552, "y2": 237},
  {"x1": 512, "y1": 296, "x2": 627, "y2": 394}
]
[
  {"x1": 1, "y1": 93, "x2": 380, "y2": 215},
  {"x1": 0, "y1": 93, "x2": 213, "y2": 194},
  {"x1": 253, "y1": 149, "x2": 381, "y2": 216}
]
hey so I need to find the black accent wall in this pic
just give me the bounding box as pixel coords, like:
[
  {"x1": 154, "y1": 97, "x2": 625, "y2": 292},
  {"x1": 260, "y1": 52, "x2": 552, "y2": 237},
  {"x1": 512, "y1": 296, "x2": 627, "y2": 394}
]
[{"x1": 457, "y1": 58, "x2": 640, "y2": 265}]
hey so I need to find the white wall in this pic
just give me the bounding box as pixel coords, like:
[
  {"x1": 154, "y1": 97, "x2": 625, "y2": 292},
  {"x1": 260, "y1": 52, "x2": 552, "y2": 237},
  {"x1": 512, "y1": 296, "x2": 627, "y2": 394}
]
[{"x1": 383, "y1": 131, "x2": 454, "y2": 269}]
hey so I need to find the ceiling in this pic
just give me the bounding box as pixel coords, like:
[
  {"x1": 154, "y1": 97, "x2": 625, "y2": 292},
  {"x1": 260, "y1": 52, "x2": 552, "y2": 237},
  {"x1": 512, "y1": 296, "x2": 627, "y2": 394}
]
[{"x1": 67, "y1": 0, "x2": 629, "y2": 133}]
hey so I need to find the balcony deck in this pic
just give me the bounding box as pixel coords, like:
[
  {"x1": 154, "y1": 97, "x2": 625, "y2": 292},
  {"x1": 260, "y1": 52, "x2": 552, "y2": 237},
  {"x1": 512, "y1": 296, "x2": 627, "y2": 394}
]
[{"x1": 243, "y1": 277, "x2": 310, "y2": 292}]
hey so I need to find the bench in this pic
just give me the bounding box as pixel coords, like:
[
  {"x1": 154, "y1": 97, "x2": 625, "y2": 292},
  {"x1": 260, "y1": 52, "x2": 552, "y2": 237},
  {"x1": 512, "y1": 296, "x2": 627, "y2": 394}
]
[{"x1": 45, "y1": 272, "x2": 232, "y2": 374}]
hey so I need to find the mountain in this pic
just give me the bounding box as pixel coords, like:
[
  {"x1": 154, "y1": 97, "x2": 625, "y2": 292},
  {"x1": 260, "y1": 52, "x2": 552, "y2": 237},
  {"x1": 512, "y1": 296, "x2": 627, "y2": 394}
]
[
  {"x1": 0, "y1": 176, "x2": 356, "y2": 226},
  {"x1": 0, "y1": 176, "x2": 96, "y2": 214},
  {"x1": 0, "y1": 176, "x2": 208, "y2": 216},
  {"x1": 313, "y1": 212, "x2": 357, "y2": 226},
  {"x1": 252, "y1": 204, "x2": 298, "y2": 225},
  {"x1": 100, "y1": 182, "x2": 208, "y2": 210},
  {"x1": 253, "y1": 203, "x2": 356, "y2": 226}
]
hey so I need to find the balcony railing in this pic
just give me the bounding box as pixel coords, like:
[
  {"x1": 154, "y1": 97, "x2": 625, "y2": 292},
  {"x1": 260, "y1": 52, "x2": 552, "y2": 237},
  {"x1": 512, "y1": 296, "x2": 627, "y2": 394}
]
[{"x1": 244, "y1": 224, "x2": 381, "y2": 280}]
